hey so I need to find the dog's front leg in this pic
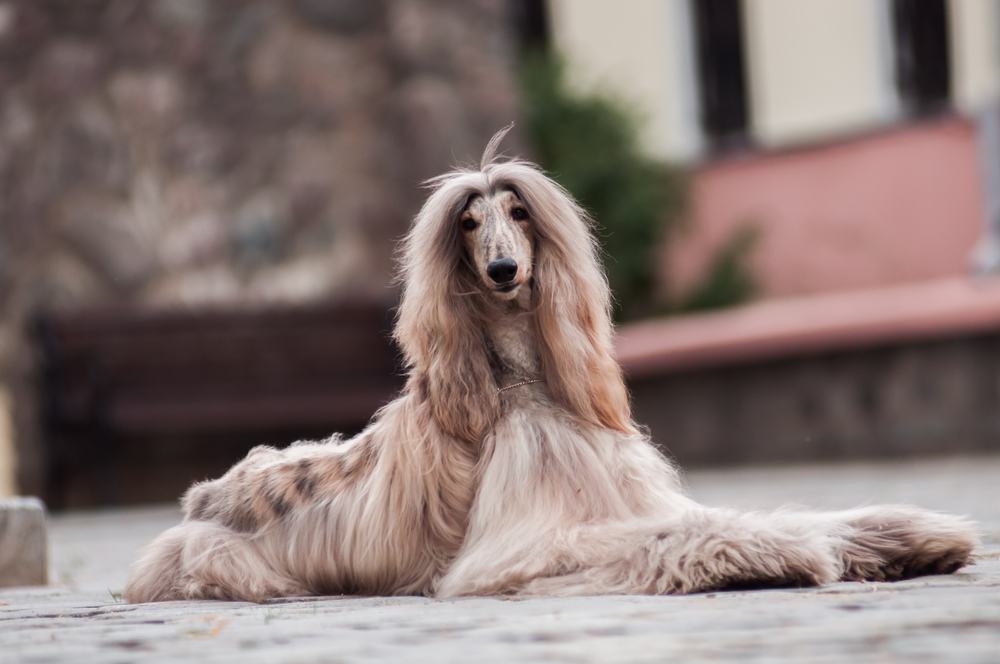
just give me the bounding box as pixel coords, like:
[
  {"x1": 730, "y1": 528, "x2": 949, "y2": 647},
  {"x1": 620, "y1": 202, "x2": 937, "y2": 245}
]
[{"x1": 438, "y1": 507, "x2": 844, "y2": 597}]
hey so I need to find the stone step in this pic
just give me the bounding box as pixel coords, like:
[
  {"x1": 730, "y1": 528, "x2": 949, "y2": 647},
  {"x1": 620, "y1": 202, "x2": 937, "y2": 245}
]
[{"x1": 0, "y1": 497, "x2": 47, "y2": 587}]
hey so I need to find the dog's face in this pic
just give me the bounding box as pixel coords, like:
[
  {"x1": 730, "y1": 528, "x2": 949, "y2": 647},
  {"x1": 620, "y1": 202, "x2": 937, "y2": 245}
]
[{"x1": 459, "y1": 189, "x2": 534, "y2": 301}]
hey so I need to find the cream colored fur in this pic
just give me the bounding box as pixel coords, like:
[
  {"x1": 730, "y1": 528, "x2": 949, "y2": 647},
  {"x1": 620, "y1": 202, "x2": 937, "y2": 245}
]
[{"x1": 125, "y1": 128, "x2": 978, "y2": 603}]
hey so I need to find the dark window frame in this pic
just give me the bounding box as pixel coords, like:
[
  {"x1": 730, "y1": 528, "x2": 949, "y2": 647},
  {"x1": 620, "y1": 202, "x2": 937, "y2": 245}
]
[
  {"x1": 891, "y1": 0, "x2": 952, "y2": 116},
  {"x1": 690, "y1": 0, "x2": 752, "y2": 152}
]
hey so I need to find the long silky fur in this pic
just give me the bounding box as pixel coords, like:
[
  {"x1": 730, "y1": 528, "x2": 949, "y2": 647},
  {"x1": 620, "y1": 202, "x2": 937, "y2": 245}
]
[{"x1": 124, "y1": 129, "x2": 979, "y2": 603}]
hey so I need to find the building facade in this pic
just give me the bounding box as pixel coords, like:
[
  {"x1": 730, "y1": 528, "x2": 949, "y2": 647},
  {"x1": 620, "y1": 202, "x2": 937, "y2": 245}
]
[{"x1": 548, "y1": 0, "x2": 1000, "y2": 298}]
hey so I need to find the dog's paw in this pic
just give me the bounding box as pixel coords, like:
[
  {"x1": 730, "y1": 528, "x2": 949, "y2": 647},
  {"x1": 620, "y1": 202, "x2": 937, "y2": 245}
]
[
  {"x1": 669, "y1": 511, "x2": 843, "y2": 592},
  {"x1": 838, "y1": 505, "x2": 979, "y2": 582},
  {"x1": 714, "y1": 530, "x2": 842, "y2": 591}
]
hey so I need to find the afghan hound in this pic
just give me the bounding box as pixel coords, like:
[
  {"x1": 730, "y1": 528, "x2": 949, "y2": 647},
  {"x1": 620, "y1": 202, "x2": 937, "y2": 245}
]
[{"x1": 125, "y1": 127, "x2": 977, "y2": 603}]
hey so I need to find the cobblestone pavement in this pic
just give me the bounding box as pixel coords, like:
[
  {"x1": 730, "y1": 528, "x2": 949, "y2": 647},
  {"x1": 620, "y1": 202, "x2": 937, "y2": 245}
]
[{"x1": 3, "y1": 455, "x2": 999, "y2": 663}]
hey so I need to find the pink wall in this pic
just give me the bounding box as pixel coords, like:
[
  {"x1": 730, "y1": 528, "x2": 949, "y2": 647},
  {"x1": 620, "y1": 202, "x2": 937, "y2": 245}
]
[{"x1": 664, "y1": 118, "x2": 987, "y2": 299}]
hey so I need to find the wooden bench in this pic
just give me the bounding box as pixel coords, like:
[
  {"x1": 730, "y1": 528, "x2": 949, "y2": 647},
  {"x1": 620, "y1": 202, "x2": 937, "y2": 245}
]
[{"x1": 33, "y1": 302, "x2": 404, "y2": 508}]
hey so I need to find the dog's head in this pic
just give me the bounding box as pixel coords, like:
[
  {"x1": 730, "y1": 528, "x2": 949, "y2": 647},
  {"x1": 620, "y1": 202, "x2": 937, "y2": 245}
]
[
  {"x1": 458, "y1": 186, "x2": 534, "y2": 302},
  {"x1": 395, "y1": 125, "x2": 635, "y2": 441}
]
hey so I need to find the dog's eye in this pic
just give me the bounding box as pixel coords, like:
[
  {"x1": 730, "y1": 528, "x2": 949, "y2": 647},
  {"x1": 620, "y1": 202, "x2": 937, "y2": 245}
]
[
  {"x1": 461, "y1": 217, "x2": 478, "y2": 231},
  {"x1": 511, "y1": 207, "x2": 528, "y2": 221}
]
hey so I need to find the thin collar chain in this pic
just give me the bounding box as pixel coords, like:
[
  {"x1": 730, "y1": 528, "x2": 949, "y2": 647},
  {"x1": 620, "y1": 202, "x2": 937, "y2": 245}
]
[{"x1": 496, "y1": 378, "x2": 544, "y2": 395}]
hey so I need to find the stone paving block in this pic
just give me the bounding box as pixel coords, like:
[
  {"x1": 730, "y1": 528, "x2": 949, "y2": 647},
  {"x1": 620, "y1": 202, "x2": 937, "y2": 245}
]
[
  {"x1": 0, "y1": 497, "x2": 47, "y2": 587},
  {"x1": 3, "y1": 457, "x2": 998, "y2": 663}
]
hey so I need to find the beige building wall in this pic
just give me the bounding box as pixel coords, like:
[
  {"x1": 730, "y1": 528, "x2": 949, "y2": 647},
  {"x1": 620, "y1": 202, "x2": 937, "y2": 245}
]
[
  {"x1": 547, "y1": 1, "x2": 1000, "y2": 157},
  {"x1": 547, "y1": 0, "x2": 701, "y2": 161},
  {"x1": 742, "y1": 0, "x2": 895, "y2": 147},
  {"x1": 949, "y1": 0, "x2": 1000, "y2": 112},
  {"x1": 0, "y1": 388, "x2": 15, "y2": 497}
]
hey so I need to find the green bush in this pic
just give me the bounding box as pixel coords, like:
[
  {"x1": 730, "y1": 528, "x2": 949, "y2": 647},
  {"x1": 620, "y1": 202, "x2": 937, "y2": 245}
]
[
  {"x1": 677, "y1": 225, "x2": 759, "y2": 312},
  {"x1": 519, "y1": 54, "x2": 757, "y2": 320}
]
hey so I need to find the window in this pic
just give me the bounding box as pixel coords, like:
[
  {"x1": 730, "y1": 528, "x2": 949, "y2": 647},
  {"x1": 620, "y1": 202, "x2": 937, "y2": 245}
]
[
  {"x1": 511, "y1": 0, "x2": 549, "y2": 50},
  {"x1": 891, "y1": 0, "x2": 951, "y2": 115},
  {"x1": 691, "y1": 0, "x2": 751, "y2": 150}
]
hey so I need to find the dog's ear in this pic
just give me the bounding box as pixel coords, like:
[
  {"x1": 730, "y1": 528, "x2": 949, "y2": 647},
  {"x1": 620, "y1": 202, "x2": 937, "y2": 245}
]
[
  {"x1": 395, "y1": 179, "x2": 499, "y2": 442},
  {"x1": 534, "y1": 239, "x2": 636, "y2": 435},
  {"x1": 502, "y1": 165, "x2": 637, "y2": 435},
  {"x1": 421, "y1": 320, "x2": 498, "y2": 443}
]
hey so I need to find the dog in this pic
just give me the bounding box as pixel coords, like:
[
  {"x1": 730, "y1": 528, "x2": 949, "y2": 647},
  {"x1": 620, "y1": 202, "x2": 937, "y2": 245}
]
[{"x1": 125, "y1": 127, "x2": 978, "y2": 602}]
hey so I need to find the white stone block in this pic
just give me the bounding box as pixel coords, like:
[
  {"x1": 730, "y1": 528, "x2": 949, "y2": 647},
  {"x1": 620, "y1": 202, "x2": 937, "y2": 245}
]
[{"x1": 0, "y1": 497, "x2": 47, "y2": 587}]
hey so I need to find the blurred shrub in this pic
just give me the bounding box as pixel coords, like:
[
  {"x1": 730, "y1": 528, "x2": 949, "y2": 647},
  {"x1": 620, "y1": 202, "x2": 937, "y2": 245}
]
[
  {"x1": 677, "y1": 225, "x2": 759, "y2": 312},
  {"x1": 519, "y1": 54, "x2": 756, "y2": 320}
]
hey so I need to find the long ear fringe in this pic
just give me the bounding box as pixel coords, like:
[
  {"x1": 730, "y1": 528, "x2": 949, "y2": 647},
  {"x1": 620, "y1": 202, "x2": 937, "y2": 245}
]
[{"x1": 395, "y1": 172, "x2": 500, "y2": 442}]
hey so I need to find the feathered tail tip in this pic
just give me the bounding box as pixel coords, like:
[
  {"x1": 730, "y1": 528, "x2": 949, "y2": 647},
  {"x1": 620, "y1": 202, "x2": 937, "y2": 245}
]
[{"x1": 481, "y1": 122, "x2": 515, "y2": 170}]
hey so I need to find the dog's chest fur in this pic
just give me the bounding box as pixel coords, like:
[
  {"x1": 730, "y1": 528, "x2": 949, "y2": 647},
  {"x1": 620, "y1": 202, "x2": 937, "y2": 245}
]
[{"x1": 486, "y1": 295, "x2": 540, "y2": 385}]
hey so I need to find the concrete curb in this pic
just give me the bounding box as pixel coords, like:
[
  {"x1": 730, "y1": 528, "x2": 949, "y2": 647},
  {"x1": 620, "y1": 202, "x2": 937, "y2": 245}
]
[{"x1": 0, "y1": 496, "x2": 47, "y2": 587}]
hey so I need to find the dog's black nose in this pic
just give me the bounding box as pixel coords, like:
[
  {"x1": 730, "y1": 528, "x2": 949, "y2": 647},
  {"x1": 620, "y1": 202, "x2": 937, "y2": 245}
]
[{"x1": 487, "y1": 258, "x2": 518, "y2": 284}]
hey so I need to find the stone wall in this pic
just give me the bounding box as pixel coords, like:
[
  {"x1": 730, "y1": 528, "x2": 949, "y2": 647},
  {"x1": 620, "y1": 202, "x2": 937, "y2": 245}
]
[
  {"x1": 0, "y1": 0, "x2": 522, "y2": 495},
  {"x1": 0, "y1": 0, "x2": 520, "y2": 315},
  {"x1": 631, "y1": 335, "x2": 1000, "y2": 467}
]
